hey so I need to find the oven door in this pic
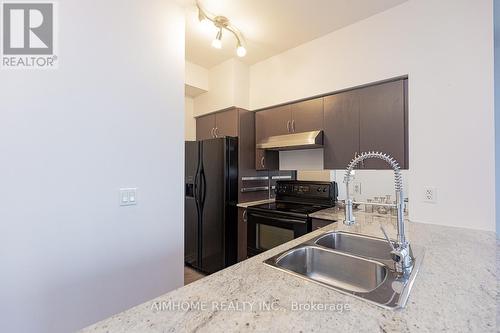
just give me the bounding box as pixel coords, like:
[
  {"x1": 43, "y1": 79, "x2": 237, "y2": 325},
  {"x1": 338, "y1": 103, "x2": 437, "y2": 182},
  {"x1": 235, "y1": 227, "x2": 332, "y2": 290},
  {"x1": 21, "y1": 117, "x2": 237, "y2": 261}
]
[{"x1": 247, "y1": 211, "x2": 309, "y2": 257}]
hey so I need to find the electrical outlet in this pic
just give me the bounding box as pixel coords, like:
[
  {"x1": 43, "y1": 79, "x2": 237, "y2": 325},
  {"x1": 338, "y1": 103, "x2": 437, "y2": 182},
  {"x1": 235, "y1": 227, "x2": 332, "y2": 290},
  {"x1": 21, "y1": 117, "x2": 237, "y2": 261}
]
[
  {"x1": 353, "y1": 182, "x2": 362, "y2": 195},
  {"x1": 120, "y1": 188, "x2": 138, "y2": 206},
  {"x1": 423, "y1": 187, "x2": 437, "y2": 203}
]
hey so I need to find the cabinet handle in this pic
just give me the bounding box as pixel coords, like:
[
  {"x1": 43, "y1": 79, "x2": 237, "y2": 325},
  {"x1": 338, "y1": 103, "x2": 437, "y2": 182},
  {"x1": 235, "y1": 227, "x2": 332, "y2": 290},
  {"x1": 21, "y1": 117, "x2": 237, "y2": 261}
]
[
  {"x1": 292, "y1": 120, "x2": 295, "y2": 132},
  {"x1": 214, "y1": 127, "x2": 218, "y2": 138},
  {"x1": 286, "y1": 120, "x2": 291, "y2": 133},
  {"x1": 243, "y1": 209, "x2": 247, "y2": 223},
  {"x1": 211, "y1": 128, "x2": 215, "y2": 138},
  {"x1": 261, "y1": 156, "x2": 265, "y2": 168}
]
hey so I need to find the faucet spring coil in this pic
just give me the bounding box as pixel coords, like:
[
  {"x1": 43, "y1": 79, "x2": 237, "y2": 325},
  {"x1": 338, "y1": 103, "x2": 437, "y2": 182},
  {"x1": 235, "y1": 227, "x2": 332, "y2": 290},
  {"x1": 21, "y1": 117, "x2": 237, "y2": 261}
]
[{"x1": 343, "y1": 151, "x2": 403, "y2": 193}]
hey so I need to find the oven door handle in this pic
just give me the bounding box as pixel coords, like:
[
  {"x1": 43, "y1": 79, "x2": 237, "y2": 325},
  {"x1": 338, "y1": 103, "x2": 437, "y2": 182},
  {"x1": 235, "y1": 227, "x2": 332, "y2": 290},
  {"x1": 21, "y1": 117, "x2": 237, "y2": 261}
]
[{"x1": 248, "y1": 213, "x2": 306, "y2": 224}]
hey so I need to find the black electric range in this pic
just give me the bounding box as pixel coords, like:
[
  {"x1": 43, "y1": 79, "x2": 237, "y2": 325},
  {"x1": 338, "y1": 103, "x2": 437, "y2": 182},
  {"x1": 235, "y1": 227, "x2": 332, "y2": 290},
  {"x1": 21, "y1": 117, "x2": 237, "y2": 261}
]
[
  {"x1": 248, "y1": 201, "x2": 329, "y2": 217},
  {"x1": 246, "y1": 180, "x2": 338, "y2": 257}
]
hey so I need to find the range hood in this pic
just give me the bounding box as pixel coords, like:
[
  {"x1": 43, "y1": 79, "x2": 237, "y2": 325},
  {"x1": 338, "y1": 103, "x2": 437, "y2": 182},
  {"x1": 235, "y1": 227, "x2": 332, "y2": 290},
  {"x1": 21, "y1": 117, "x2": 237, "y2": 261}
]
[{"x1": 256, "y1": 130, "x2": 324, "y2": 151}]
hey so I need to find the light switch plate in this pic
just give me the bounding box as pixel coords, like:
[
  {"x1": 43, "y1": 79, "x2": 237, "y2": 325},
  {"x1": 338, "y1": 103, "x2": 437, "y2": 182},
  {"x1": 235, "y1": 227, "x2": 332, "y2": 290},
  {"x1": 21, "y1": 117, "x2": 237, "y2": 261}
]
[{"x1": 120, "y1": 188, "x2": 137, "y2": 206}]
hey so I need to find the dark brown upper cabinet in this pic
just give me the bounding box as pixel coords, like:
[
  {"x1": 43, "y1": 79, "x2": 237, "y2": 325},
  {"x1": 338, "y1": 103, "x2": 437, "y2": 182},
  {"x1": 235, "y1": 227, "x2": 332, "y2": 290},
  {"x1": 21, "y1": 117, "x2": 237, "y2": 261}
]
[
  {"x1": 290, "y1": 98, "x2": 324, "y2": 132},
  {"x1": 254, "y1": 105, "x2": 288, "y2": 171},
  {"x1": 254, "y1": 99, "x2": 324, "y2": 171},
  {"x1": 359, "y1": 80, "x2": 407, "y2": 169},
  {"x1": 323, "y1": 79, "x2": 408, "y2": 170},
  {"x1": 196, "y1": 114, "x2": 216, "y2": 140},
  {"x1": 255, "y1": 149, "x2": 266, "y2": 170},
  {"x1": 255, "y1": 148, "x2": 279, "y2": 171},
  {"x1": 196, "y1": 109, "x2": 239, "y2": 140},
  {"x1": 255, "y1": 99, "x2": 324, "y2": 140},
  {"x1": 323, "y1": 91, "x2": 360, "y2": 169},
  {"x1": 255, "y1": 105, "x2": 291, "y2": 139},
  {"x1": 215, "y1": 109, "x2": 239, "y2": 138}
]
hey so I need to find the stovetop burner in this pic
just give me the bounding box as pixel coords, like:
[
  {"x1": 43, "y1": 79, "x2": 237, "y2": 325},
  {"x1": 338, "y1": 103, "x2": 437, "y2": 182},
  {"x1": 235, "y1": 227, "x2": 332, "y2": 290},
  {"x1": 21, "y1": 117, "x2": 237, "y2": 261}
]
[{"x1": 247, "y1": 181, "x2": 338, "y2": 218}]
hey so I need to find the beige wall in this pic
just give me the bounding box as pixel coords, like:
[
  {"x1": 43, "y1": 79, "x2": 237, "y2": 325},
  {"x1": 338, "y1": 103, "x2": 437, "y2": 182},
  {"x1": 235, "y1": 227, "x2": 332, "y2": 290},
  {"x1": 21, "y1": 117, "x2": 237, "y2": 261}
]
[
  {"x1": 1, "y1": 1, "x2": 185, "y2": 331},
  {"x1": 185, "y1": 97, "x2": 196, "y2": 140},
  {"x1": 186, "y1": 61, "x2": 209, "y2": 92},
  {"x1": 188, "y1": 0, "x2": 494, "y2": 231},
  {"x1": 250, "y1": 0, "x2": 495, "y2": 231},
  {"x1": 193, "y1": 58, "x2": 249, "y2": 115}
]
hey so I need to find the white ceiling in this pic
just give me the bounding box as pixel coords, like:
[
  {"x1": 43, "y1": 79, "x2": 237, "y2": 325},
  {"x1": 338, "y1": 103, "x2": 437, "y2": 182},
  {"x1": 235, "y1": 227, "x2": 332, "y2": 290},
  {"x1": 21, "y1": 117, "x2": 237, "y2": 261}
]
[{"x1": 185, "y1": 0, "x2": 408, "y2": 69}]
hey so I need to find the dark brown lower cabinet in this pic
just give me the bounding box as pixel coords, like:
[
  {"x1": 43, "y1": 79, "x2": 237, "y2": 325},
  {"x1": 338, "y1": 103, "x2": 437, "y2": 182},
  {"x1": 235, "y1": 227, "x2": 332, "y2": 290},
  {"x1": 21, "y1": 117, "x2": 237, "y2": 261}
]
[
  {"x1": 311, "y1": 218, "x2": 335, "y2": 231},
  {"x1": 237, "y1": 207, "x2": 247, "y2": 262}
]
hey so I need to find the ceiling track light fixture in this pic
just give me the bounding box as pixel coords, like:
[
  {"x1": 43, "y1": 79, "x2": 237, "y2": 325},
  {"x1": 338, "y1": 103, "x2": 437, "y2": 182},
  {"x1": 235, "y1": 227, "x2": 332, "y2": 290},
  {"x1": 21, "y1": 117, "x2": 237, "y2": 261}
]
[{"x1": 197, "y1": 2, "x2": 247, "y2": 57}]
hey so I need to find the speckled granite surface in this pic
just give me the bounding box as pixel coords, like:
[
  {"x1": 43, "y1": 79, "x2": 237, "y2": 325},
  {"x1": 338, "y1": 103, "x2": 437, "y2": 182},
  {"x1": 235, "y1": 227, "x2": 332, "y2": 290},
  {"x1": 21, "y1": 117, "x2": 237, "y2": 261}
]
[{"x1": 81, "y1": 210, "x2": 498, "y2": 333}]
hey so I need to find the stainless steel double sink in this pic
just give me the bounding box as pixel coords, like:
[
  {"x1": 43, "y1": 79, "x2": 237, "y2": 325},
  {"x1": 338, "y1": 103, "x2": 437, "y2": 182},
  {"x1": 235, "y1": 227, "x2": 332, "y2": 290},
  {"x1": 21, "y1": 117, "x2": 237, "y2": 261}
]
[{"x1": 264, "y1": 231, "x2": 424, "y2": 309}]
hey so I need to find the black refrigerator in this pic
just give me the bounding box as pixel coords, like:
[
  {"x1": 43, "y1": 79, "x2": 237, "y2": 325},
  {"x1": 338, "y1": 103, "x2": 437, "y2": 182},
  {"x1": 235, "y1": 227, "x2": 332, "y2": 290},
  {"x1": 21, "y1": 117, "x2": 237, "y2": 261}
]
[{"x1": 185, "y1": 137, "x2": 238, "y2": 274}]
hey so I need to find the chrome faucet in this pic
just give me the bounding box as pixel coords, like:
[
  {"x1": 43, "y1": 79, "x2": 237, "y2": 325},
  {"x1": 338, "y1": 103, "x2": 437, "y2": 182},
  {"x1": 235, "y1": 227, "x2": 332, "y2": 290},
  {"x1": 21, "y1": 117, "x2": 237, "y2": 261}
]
[{"x1": 343, "y1": 151, "x2": 413, "y2": 275}]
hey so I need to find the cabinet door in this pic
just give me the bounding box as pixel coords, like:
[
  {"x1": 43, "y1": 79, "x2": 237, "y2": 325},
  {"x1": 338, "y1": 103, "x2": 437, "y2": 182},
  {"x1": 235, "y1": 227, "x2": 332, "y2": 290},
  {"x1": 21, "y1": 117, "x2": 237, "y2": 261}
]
[
  {"x1": 323, "y1": 91, "x2": 360, "y2": 169},
  {"x1": 255, "y1": 105, "x2": 292, "y2": 140},
  {"x1": 312, "y1": 218, "x2": 332, "y2": 231},
  {"x1": 215, "y1": 109, "x2": 239, "y2": 138},
  {"x1": 237, "y1": 207, "x2": 247, "y2": 262},
  {"x1": 255, "y1": 149, "x2": 279, "y2": 170},
  {"x1": 255, "y1": 106, "x2": 287, "y2": 171},
  {"x1": 290, "y1": 98, "x2": 324, "y2": 132},
  {"x1": 359, "y1": 80, "x2": 406, "y2": 169},
  {"x1": 255, "y1": 149, "x2": 266, "y2": 170},
  {"x1": 196, "y1": 114, "x2": 216, "y2": 140}
]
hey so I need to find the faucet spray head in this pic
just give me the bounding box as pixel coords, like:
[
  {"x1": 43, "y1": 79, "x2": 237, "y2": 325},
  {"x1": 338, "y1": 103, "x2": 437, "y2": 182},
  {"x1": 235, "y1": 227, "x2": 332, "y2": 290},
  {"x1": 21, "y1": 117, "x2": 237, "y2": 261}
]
[{"x1": 343, "y1": 199, "x2": 356, "y2": 226}]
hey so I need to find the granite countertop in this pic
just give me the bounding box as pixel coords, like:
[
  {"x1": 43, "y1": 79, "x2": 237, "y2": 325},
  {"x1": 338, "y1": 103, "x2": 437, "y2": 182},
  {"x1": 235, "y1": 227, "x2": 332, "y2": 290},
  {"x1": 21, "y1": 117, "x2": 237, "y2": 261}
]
[
  {"x1": 236, "y1": 199, "x2": 275, "y2": 208},
  {"x1": 309, "y1": 206, "x2": 344, "y2": 221},
  {"x1": 81, "y1": 210, "x2": 498, "y2": 333},
  {"x1": 309, "y1": 205, "x2": 408, "y2": 222}
]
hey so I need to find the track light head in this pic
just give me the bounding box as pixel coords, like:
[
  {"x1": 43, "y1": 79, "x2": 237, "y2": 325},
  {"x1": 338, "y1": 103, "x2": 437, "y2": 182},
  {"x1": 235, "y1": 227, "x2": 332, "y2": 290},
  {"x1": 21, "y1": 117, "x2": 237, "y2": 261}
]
[
  {"x1": 197, "y1": 2, "x2": 247, "y2": 56},
  {"x1": 236, "y1": 44, "x2": 247, "y2": 57},
  {"x1": 211, "y1": 28, "x2": 223, "y2": 49}
]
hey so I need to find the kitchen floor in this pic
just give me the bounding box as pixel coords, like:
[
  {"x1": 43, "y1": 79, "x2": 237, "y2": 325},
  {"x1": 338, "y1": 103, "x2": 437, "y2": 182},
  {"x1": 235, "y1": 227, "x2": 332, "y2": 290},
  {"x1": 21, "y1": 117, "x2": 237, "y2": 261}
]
[{"x1": 184, "y1": 266, "x2": 205, "y2": 285}]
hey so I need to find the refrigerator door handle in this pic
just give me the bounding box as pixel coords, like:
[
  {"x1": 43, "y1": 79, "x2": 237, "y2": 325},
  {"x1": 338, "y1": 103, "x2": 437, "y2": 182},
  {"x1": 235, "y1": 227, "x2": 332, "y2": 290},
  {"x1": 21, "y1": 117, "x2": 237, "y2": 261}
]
[
  {"x1": 194, "y1": 170, "x2": 200, "y2": 203},
  {"x1": 196, "y1": 142, "x2": 204, "y2": 269},
  {"x1": 194, "y1": 143, "x2": 202, "y2": 205},
  {"x1": 200, "y1": 168, "x2": 207, "y2": 208}
]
